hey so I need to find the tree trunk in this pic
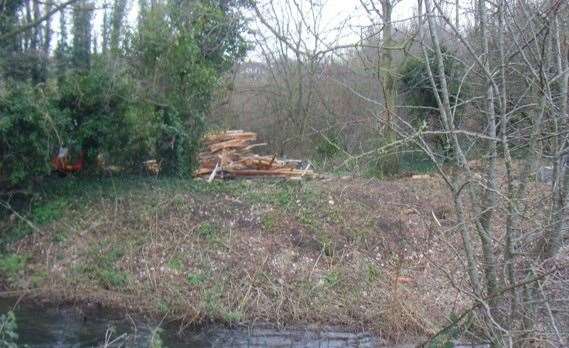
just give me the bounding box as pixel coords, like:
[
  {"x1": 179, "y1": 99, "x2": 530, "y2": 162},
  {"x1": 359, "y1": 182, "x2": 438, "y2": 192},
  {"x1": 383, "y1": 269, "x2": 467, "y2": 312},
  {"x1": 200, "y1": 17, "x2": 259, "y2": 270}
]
[{"x1": 378, "y1": 0, "x2": 399, "y2": 176}]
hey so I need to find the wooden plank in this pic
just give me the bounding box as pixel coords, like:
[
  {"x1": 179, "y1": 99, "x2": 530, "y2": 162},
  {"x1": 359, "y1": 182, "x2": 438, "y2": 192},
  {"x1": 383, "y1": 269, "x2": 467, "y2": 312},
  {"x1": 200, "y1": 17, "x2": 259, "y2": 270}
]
[
  {"x1": 209, "y1": 138, "x2": 255, "y2": 153},
  {"x1": 204, "y1": 131, "x2": 257, "y2": 145},
  {"x1": 196, "y1": 130, "x2": 314, "y2": 179}
]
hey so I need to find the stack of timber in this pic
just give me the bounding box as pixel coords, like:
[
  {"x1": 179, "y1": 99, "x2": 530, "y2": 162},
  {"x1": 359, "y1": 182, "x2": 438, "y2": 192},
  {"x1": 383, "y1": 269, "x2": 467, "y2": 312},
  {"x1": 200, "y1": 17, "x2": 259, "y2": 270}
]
[{"x1": 194, "y1": 130, "x2": 314, "y2": 179}]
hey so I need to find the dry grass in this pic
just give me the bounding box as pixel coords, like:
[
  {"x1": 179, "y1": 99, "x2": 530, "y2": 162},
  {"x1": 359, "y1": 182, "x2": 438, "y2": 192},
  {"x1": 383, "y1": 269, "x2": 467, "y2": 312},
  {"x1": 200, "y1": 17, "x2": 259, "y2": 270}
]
[{"x1": 0, "y1": 175, "x2": 477, "y2": 342}]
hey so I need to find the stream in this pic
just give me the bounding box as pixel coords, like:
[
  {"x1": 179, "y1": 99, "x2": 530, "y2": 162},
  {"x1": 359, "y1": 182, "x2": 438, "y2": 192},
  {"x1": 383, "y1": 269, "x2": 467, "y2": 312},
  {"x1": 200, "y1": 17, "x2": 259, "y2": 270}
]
[{"x1": 0, "y1": 297, "x2": 380, "y2": 347}]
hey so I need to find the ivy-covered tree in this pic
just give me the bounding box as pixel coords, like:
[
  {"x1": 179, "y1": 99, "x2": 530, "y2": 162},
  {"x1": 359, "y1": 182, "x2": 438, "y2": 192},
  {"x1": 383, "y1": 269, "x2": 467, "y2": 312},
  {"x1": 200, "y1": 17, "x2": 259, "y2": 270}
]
[
  {"x1": 110, "y1": 0, "x2": 127, "y2": 53},
  {"x1": 400, "y1": 47, "x2": 468, "y2": 161},
  {"x1": 55, "y1": 7, "x2": 70, "y2": 80},
  {"x1": 71, "y1": 0, "x2": 93, "y2": 70},
  {"x1": 127, "y1": 0, "x2": 247, "y2": 174}
]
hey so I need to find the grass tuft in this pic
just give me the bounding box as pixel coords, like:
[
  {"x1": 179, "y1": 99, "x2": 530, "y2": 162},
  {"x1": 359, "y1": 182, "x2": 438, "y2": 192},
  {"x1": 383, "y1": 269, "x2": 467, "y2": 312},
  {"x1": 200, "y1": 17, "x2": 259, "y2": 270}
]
[{"x1": 0, "y1": 254, "x2": 28, "y2": 281}]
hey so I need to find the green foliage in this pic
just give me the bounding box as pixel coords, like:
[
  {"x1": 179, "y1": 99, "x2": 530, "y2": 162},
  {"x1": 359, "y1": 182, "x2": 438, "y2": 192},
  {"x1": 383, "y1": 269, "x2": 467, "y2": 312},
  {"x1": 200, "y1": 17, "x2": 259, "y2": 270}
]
[
  {"x1": 0, "y1": 254, "x2": 27, "y2": 281},
  {"x1": 81, "y1": 244, "x2": 129, "y2": 289},
  {"x1": 98, "y1": 269, "x2": 128, "y2": 288},
  {"x1": 167, "y1": 257, "x2": 183, "y2": 271},
  {"x1": 400, "y1": 47, "x2": 468, "y2": 162},
  {"x1": 314, "y1": 132, "x2": 344, "y2": 160},
  {"x1": 197, "y1": 222, "x2": 217, "y2": 239},
  {"x1": 323, "y1": 271, "x2": 339, "y2": 287},
  {"x1": 400, "y1": 48, "x2": 466, "y2": 117},
  {"x1": 367, "y1": 130, "x2": 400, "y2": 178},
  {"x1": 58, "y1": 65, "x2": 133, "y2": 156},
  {"x1": 32, "y1": 198, "x2": 69, "y2": 225},
  {"x1": 1, "y1": 0, "x2": 248, "y2": 189},
  {"x1": 261, "y1": 213, "x2": 276, "y2": 232},
  {"x1": 127, "y1": 0, "x2": 247, "y2": 175},
  {"x1": 187, "y1": 273, "x2": 206, "y2": 286},
  {"x1": 0, "y1": 83, "x2": 68, "y2": 187},
  {"x1": 0, "y1": 311, "x2": 18, "y2": 348}
]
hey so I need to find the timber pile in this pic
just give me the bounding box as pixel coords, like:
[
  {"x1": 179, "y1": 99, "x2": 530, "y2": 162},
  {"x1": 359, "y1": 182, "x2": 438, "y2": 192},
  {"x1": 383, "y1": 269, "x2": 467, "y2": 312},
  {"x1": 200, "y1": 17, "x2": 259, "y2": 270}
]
[{"x1": 194, "y1": 130, "x2": 314, "y2": 179}]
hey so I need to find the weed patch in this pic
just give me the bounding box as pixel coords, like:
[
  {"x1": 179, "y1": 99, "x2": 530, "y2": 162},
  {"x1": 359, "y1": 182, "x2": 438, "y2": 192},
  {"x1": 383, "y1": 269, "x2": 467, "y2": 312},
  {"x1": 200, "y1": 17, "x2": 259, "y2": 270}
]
[
  {"x1": 197, "y1": 222, "x2": 217, "y2": 239},
  {"x1": 52, "y1": 231, "x2": 68, "y2": 244},
  {"x1": 365, "y1": 263, "x2": 380, "y2": 283},
  {"x1": 187, "y1": 274, "x2": 206, "y2": 286},
  {"x1": 324, "y1": 271, "x2": 340, "y2": 287},
  {"x1": 261, "y1": 212, "x2": 277, "y2": 232},
  {"x1": 80, "y1": 243, "x2": 129, "y2": 289},
  {"x1": 0, "y1": 254, "x2": 28, "y2": 281},
  {"x1": 98, "y1": 269, "x2": 129, "y2": 288},
  {"x1": 32, "y1": 198, "x2": 69, "y2": 225},
  {"x1": 30, "y1": 270, "x2": 48, "y2": 287},
  {"x1": 167, "y1": 257, "x2": 183, "y2": 271}
]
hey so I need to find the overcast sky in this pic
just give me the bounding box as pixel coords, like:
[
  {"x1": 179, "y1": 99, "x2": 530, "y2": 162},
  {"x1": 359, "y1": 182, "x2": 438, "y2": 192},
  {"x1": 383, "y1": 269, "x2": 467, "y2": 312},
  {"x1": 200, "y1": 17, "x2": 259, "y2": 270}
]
[
  {"x1": 53, "y1": 0, "x2": 419, "y2": 57},
  {"x1": 246, "y1": 0, "x2": 419, "y2": 59}
]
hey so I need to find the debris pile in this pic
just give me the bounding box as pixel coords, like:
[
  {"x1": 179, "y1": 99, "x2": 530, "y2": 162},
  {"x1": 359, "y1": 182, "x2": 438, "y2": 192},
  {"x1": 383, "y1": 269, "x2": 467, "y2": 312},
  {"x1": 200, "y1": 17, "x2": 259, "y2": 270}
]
[
  {"x1": 144, "y1": 160, "x2": 161, "y2": 175},
  {"x1": 194, "y1": 130, "x2": 314, "y2": 180}
]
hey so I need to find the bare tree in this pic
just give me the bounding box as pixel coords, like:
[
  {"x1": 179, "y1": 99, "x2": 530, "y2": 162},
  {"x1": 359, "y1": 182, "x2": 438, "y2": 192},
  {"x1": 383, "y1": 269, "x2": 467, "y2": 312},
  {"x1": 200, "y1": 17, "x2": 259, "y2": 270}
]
[{"x1": 407, "y1": 0, "x2": 569, "y2": 344}]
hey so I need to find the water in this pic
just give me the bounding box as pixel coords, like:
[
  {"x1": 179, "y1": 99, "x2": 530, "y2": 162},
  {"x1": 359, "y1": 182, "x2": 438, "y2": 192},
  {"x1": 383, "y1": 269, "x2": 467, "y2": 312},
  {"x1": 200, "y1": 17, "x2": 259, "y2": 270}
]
[{"x1": 0, "y1": 297, "x2": 378, "y2": 347}]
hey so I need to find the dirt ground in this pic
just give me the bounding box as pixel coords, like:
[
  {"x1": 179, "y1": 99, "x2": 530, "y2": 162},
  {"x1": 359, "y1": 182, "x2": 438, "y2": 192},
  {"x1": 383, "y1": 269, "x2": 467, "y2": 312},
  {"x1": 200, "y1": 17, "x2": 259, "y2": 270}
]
[{"x1": 0, "y1": 175, "x2": 474, "y2": 342}]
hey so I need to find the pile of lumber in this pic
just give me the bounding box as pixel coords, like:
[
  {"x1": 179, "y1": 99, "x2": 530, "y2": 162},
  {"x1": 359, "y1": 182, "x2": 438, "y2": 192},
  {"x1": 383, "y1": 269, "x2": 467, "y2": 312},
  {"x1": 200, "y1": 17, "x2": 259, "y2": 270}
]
[{"x1": 194, "y1": 130, "x2": 314, "y2": 179}]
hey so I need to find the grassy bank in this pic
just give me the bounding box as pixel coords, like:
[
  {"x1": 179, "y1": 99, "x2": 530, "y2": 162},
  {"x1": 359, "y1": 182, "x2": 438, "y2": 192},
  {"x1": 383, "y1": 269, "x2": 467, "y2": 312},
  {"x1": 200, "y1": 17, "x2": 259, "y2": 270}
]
[{"x1": 0, "y1": 175, "x2": 464, "y2": 341}]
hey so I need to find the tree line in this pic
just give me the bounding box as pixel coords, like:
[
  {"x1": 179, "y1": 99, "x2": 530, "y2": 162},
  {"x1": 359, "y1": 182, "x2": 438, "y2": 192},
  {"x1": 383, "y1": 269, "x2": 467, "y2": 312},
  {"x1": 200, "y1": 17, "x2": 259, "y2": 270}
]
[
  {"x1": 212, "y1": 0, "x2": 569, "y2": 345},
  {"x1": 0, "y1": 0, "x2": 248, "y2": 188}
]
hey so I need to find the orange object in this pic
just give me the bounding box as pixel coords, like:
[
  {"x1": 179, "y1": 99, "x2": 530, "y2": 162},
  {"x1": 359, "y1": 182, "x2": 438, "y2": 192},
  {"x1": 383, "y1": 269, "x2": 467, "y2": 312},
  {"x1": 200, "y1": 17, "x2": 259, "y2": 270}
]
[{"x1": 52, "y1": 148, "x2": 85, "y2": 174}]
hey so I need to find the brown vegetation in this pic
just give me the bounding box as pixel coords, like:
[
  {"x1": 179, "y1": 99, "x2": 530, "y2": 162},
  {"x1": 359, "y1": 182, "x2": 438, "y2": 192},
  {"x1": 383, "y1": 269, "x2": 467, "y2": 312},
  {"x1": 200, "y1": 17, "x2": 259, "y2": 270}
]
[{"x1": 0, "y1": 176, "x2": 464, "y2": 342}]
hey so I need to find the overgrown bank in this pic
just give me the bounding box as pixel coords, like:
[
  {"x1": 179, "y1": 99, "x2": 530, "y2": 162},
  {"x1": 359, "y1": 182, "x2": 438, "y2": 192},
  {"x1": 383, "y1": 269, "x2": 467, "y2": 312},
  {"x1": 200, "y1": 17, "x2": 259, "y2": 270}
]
[{"x1": 1, "y1": 175, "x2": 468, "y2": 343}]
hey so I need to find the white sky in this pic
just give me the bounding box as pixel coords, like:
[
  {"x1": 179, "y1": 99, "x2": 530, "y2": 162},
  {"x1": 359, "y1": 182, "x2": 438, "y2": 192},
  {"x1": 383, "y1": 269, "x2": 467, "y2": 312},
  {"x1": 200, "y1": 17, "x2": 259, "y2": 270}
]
[
  {"x1": 246, "y1": 0, "x2": 418, "y2": 59},
  {"x1": 51, "y1": 0, "x2": 418, "y2": 56}
]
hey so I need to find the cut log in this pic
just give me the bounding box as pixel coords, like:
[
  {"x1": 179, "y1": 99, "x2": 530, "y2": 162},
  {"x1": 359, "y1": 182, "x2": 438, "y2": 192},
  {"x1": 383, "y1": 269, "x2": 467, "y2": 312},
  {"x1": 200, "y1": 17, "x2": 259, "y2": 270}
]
[{"x1": 194, "y1": 130, "x2": 314, "y2": 180}]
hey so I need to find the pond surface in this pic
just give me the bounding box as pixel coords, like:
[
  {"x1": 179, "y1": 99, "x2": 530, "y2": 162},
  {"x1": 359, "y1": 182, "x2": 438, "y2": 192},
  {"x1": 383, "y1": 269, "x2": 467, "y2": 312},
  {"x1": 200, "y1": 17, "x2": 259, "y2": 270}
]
[{"x1": 0, "y1": 297, "x2": 379, "y2": 347}]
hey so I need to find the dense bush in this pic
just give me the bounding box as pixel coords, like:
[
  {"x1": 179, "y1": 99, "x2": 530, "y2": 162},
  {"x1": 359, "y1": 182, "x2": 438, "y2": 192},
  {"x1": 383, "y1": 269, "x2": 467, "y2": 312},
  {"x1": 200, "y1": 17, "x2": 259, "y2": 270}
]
[
  {"x1": 57, "y1": 64, "x2": 135, "y2": 167},
  {"x1": 0, "y1": 83, "x2": 69, "y2": 187},
  {"x1": 0, "y1": 0, "x2": 247, "y2": 189},
  {"x1": 400, "y1": 48, "x2": 469, "y2": 162}
]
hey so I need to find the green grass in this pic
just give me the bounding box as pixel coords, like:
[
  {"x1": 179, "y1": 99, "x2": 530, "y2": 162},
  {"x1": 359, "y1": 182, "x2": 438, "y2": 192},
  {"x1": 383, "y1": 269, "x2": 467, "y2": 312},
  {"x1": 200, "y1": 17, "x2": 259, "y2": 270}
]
[
  {"x1": 51, "y1": 231, "x2": 68, "y2": 244},
  {"x1": 197, "y1": 222, "x2": 217, "y2": 239},
  {"x1": 261, "y1": 213, "x2": 277, "y2": 232},
  {"x1": 0, "y1": 254, "x2": 28, "y2": 280},
  {"x1": 79, "y1": 242, "x2": 129, "y2": 289},
  {"x1": 187, "y1": 273, "x2": 206, "y2": 286},
  {"x1": 222, "y1": 310, "x2": 242, "y2": 323},
  {"x1": 167, "y1": 257, "x2": 183, "y2": 271},
  {"x1": 362, "y1": 149, "x2": 436, "y2": 178},
  {"x1": 32, "y1": 198, "x2": 70, "y2": 225},
  {"x1": 98, "y1": 269, "x2": 129, "y2": 288},
  {"x1": 323, "y1": 271, "x2": 340, "y2": 287},
  {"x1": 30, "y1": 270, "x2": 48, "y2": 287},
  {"x1": 1, "y1": 176, "x2": 225, "y2": 247},
  {"x1": 365, "y1": 263, "x2": 380, "y2": 283},
  {"x1": 317, "y1": 234, "x2": 335, "y2": 257}
]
